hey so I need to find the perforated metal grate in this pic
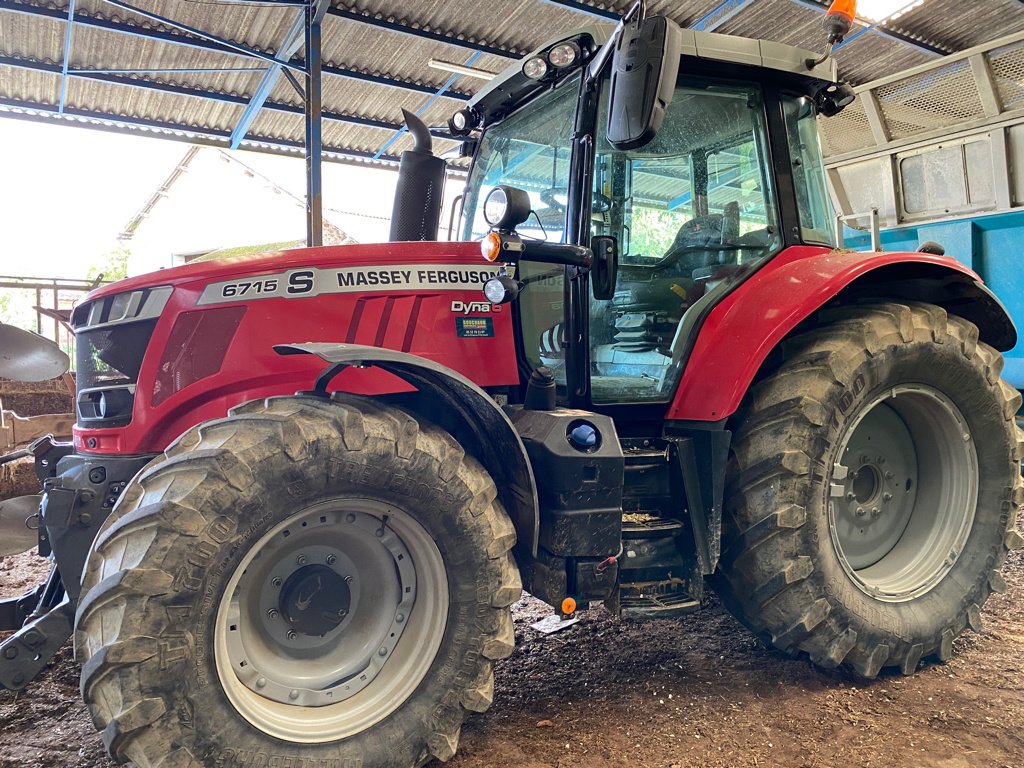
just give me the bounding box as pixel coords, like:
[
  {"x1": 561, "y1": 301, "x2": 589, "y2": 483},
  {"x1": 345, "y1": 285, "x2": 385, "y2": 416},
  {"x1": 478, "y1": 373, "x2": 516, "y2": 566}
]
[
  {"x1": 875, "y1": 59, "x2": 986, "y2": 140},
  {"x1": 987, "y1": 41, "x2": 1024, "y2": 112},
  {"x1": 818, "y1": 98, "x2": 875, "y2": 157}
]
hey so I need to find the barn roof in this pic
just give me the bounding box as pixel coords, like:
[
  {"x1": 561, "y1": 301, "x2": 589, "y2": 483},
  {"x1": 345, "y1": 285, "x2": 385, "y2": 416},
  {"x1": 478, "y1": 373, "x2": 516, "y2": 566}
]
[{"x1": 1, "y1": 0, "x2": 1022, "y2": 167}]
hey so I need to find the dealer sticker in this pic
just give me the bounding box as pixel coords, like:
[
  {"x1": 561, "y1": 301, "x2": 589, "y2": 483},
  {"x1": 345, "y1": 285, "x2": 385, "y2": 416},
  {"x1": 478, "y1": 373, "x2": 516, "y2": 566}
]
[{"x1": 455, "y1": 317, "x2": 494, "y2": 338}]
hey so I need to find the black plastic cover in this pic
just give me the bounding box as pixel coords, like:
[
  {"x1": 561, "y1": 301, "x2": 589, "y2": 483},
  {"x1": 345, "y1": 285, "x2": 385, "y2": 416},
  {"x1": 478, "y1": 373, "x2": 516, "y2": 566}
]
[{"x1": 605, "y1": 15, "x2": 682, "y2": 151}]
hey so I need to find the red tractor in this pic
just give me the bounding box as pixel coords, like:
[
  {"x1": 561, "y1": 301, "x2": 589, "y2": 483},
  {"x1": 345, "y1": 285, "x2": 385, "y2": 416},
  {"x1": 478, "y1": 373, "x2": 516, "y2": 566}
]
[{"x1": 1, "y1": 3, "x2": 1020, "y2": 767}]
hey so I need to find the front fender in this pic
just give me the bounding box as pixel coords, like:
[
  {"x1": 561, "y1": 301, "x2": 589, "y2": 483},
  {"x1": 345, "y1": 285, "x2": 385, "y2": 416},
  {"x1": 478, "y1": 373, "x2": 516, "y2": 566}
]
[
  {"x1": 275, "y1": 342, "x2": 540, "y2": 556},
  {"x1": 668, "y1": 246, "x2": 1017, "y2": 421}
]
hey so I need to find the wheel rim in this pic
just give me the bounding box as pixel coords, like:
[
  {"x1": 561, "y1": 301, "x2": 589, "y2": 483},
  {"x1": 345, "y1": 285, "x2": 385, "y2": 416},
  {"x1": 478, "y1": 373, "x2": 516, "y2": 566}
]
[
  {"x1": 214, "y1": 498, "x2": 449, "y2": 742},
  {"x1": 828, "y1": 385, "x2": 979, "y2": 602}
]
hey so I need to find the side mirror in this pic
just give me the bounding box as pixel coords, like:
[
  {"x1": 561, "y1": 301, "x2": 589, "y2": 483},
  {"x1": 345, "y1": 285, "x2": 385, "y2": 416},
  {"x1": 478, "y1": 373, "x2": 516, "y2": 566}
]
[
  {"x1": 605, "y1": 15, "x2": 682, "y2": 151},
  {"x1": 591, "y1": 235, "x2": 618, "y2": 300}
]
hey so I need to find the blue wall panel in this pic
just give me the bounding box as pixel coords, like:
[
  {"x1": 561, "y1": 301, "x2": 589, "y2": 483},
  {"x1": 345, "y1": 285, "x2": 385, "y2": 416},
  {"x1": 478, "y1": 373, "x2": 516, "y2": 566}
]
[{"x1": 844, "y1": 210, "x2": 1024, "y2": 390}]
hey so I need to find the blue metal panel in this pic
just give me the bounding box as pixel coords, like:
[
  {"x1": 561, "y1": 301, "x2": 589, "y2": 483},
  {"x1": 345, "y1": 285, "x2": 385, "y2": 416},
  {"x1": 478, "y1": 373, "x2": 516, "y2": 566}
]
[
  {"x1": 0, "y1": 2, "x2": 470, "y2": 100},
  {"x1": 785, "y1": 0, "x2": 947, "y2": 57},
  {"x1": 846, "y1": 209, "x2": 1024, "y2": 389},
  {"x1": 327, "y1": 7, "x2": 518, "y2": 59},
  {"x1": 691, "y1": 0, "x2": 756, "y2": 33},
  {"x1": 58, "y1": 0, "x2": 75, "y2": 113}
]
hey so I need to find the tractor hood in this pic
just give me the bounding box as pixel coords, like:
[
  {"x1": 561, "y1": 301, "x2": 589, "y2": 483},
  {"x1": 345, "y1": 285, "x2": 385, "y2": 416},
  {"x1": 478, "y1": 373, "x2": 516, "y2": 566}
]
[{"x1": 80, "y1": 241, "x2": 486, "y2": 305}]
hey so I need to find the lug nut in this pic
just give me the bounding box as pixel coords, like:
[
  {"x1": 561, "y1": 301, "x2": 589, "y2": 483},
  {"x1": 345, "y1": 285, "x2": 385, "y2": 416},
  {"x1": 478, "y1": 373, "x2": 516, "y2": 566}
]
[
  {"x1": 272, "y1": 577, "x2": 282, "y2": 588},
  {"x1": 856, "y1": 507, "x2": 866, "y2": 517},
  {"x1": 871, "y1": 507, "x2": 881, "y2": 518},
  {"x1": 326, "y1": 554, "x2": 337, "y2": 566},
  {"x1": 286, "y1": 630, "x2": 297, "y2": 641},
  {"x1": 346, "y1": 513, "x2": 356, "y2": 524},
  {"x1": 885, "y1": 471, "x2": 895, "y2": 480},
  {"x1": 267, "y1": 609, "x2": 279, "y2": 619},
  {"x1": 337, "y1": 609, "x2": 347, "y2": 618},
  {"x1": 883, "y1": 493, "x2": 893, "y2": 502},
  {"x1": 395, "y1": 613, "x2": 405, "y2": 624},
  {"x1": 846, "y1": 492, "x2": 856, "y2": 502},
  {"x1": 378, "y1": 647, "x2": 388, "y2": 657},
  {"x1": 345, "y1": 575, "x2": 354, "y2": 584},
  {"x1": 256, "y1": 677, "x2": 267, "y2": 689},
  {"x1": 296, "y1": 554, "x2": 307, "y2": 565}
]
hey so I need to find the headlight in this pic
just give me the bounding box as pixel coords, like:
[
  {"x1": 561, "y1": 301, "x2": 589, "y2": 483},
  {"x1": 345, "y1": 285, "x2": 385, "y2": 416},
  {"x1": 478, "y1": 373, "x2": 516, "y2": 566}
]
[
  {"x1": 482, "y1": 186, "x2": 533, "y2": 231},
  {"x1": 483, "y1": 274, "x2": 520, "y2": 305},
  {"x1": 522, "y1": 56, "x2": 549, "y2": 80},
  {"x1": 548, "y1": 42, "x2": 580, "y2": 68}
]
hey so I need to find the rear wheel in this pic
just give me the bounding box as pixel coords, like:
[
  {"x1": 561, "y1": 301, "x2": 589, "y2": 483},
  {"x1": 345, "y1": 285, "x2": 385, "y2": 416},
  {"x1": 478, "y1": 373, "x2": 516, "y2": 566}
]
[
  {"x1": 715, "y1": 302, "x2": 1023, "y2": 676},
  {"x1": 75, "y1": 394, "x2": 520, "y2": 767}
]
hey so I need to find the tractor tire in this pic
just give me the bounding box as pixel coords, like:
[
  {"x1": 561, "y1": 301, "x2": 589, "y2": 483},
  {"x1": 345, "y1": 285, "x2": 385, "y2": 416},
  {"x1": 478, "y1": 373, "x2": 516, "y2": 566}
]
[
  {"x1": 715, "y1": 301, "x2": 1023, "y2": 677},
  {"x1": 74, "y1": 393, "x2": 520, "y2": 768}
]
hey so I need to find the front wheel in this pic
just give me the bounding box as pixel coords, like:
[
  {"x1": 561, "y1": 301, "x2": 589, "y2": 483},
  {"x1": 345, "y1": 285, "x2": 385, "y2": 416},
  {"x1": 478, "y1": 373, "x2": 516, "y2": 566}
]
[
  {"x1": 75, "y1": 394, "x2": 520, "y2": 767},
  {"x1": 715, "y1": 302, "x2": 1023, "y2": 677}
]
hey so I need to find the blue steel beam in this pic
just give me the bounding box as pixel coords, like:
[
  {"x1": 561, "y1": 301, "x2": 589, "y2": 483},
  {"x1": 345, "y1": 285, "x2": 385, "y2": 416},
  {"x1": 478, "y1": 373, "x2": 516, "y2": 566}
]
[
  {"x1": 786, "y1": 0, "x2": 947, "y2": 57},
  {"x1": 327, "y1": 7, "x2": 518, "y2": 59},
  {"x1": 691, "y1": 0, "x2": 756, "y2": 32},
  {"x1": 0, "y1": 2, "x2": 472, "y2": 100},
  {"x1": 0, "y1": 54, "x2": 458, "y2": 139},
  {"x1": 372, "y1": 51, "x2": 481, "y2": 160},
  {"x1": 97, "y1": 0, "x2": 308, "y2": 72},
  {"x1": 535, "y1": 1, "x2": 619, "y2": 21},
  {"x1": 0, "y1": 94, "x2": 387, "y2": 161},
  {"x1": 231, "y1": 10, "x2": 306, "y2": 149},
  {"x1": 58, "y1": 0, "x2": 75, "y2": 113}
]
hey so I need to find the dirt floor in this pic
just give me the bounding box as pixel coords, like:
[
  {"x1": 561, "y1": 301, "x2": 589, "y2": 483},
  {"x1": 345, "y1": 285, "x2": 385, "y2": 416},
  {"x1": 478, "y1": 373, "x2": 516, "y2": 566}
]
[{"x1": 1, "y1": 531, "x2": 1022, "y2": 768}]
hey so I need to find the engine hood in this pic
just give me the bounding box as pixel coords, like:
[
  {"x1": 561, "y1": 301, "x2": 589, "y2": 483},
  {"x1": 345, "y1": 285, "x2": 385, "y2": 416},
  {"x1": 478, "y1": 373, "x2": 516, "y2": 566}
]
[{"x1": 84, "y1": 241, "x2": 485, "y2": 302}]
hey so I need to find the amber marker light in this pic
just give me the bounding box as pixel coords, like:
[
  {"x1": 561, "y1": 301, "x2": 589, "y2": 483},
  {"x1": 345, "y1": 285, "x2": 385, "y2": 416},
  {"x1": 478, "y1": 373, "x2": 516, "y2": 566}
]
[
  {"x1": 826, "y1": 0, "x2": 858, "y2": 23},
  {"x1": 480, "y1": 231, "x2": 502, "y2": 262},
  {"x1": 561, "y1": 597, "x2": 577, "y2": 615}
]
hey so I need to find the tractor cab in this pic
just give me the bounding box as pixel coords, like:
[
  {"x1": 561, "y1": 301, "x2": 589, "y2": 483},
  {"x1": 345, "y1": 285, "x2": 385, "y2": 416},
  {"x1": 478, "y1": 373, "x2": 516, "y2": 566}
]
[{"x1": 456, "y1": 13, "x2": 848, "y2": 408}]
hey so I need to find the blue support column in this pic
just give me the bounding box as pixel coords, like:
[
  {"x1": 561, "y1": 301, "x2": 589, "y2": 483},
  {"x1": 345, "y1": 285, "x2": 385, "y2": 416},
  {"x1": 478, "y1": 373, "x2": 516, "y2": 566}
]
[
  {"x1": 306, "y1": 0, "x2": 329, "y2": 247},
  {"x1": 58, "y1": 0, "x2": 76, "y2": 113}
]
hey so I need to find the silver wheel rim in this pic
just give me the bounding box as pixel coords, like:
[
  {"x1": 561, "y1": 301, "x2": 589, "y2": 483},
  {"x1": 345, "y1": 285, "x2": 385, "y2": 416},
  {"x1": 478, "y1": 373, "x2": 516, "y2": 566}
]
[
  {"x1": 214, "y1": 498, "x2": 449, "y2": 742},
  {"x1": 828, "y1": 385, "x2": 978, "y2": 602}
]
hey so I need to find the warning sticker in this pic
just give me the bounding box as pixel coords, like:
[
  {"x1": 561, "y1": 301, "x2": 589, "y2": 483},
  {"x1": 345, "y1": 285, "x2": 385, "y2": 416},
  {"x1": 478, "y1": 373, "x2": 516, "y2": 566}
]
[
  {"x1": 197, "y1": 264, "x2": 514, "y2": 305},
  {"x1": 455, "y1": 317, "x2": 494, "y2": 338}
]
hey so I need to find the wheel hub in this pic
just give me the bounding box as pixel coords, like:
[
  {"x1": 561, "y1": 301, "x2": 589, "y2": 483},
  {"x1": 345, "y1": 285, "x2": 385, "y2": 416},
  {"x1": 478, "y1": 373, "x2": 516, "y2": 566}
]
[
  {"x1": 827, "y1": 385, "x2": 978, "y2": 602},
  {"x1": 279, "y1": 564, "x2": 351, "y2": 636}
]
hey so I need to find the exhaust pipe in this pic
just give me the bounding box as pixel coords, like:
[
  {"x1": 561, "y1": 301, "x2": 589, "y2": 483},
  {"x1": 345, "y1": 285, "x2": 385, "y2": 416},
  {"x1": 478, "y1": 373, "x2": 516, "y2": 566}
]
[{"x1": 389, "y1": 110, "x2": 446, "y2": 242}]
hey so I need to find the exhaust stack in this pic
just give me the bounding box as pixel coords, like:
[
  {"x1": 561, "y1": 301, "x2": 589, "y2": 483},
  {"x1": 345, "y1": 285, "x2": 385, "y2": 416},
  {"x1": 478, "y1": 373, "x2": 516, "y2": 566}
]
[{"x1": 389, "y1": 110, "x2": 446, "y2": 241}]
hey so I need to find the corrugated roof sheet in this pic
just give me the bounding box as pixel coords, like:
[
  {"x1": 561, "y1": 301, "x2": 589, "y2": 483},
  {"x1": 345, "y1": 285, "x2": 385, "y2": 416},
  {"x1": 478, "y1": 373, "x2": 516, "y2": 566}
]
[{"x1": 0, "y1": 0, "x2": 1021, "y2": 166}]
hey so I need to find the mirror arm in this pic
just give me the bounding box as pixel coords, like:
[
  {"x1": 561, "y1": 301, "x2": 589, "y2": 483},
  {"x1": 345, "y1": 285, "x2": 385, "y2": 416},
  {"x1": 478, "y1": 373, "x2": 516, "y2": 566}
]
[{"x1": 586, "y1": 0, "x2": 646, "y2": 82}]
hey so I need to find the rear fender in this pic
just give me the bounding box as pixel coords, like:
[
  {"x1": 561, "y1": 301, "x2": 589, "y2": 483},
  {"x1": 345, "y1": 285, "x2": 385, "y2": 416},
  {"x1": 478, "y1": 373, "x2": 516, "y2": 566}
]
[
  {"x1": 275, "y1": 343, "x2": 540, "y2": 556},
  {"x1": 668, "y1": 247, "x2": 1017, "y2": 421}
]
